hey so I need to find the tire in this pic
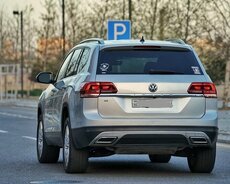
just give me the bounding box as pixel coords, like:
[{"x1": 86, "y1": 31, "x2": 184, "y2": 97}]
[
  {"x1": 187, "y1": 145, "x2": 216, "y2": 173},
  {"x1": 63, "y1": 117, "x2": 89, "y2": 173},
  {"x1": 149, "y1": 154, "x2": 171, "y2": 163},
  {"x1": 37, "y1": 114, "x2": 60, "y2": 163}
]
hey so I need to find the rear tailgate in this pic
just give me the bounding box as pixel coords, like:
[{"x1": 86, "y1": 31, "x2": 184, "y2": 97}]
[
  {"x1": 96, "y1": 75, "x2": 206, "y2": 119},
  {"x1": 94, "y1": 46, "x2": 208, "y2": 119}
]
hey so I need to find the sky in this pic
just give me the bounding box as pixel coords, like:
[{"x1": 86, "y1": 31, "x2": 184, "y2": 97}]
[{"x1": 0, "y1": 0, "x2": 45, "y2": 21}]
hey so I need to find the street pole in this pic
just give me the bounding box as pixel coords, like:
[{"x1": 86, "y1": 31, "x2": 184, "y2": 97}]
[
  {"x1": 13, "y1": 12, "x2": 19, "y2": 98},
  {"x1": 20, "y1": 11, "x2": 24, "y2": 98},
  {"x1": 15, "y1": 16, "x2": 19, "y2": 62},
  {"x1": 128, "y1": 0, "x2": 132, "y2": 39},
  {"x1": 62, "y1": 0, "x2": 65, "y2": 58},
  {"x1": 13, "y1": 10, "x2": 24, "y2": 98},
  {"x1": 122, "y1": 0, "x2": 125, "y2": 20},
  {"x1": 128, "y1": 0, "x2": 132, "y2": 22}
]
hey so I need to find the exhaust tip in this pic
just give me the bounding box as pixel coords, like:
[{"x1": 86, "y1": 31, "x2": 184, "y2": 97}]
[
  {"x1": 189, "y1": 136, "x2": 208, "y2": 144},
  {"x1": 95, "y1": 137, "x2": 118, "y2": 144}
]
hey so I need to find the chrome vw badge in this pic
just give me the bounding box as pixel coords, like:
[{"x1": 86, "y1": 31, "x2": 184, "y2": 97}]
[{"x1": 149, "y1": 83, "x2": 158, "y2": 92}]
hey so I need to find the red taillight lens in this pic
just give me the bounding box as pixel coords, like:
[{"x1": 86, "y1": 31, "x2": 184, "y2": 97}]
[
  {"x1": 100, "y1": 82, "x2": 118, "y2": 93},
  {"x1": 187, "y1": 82, "x2": 217, "y2": 98},
  {"x1": 80, "y1": 82, "x2": 100, "y2": 97},
  {"x1": 80, "y1": 82, "x2": 117, "y2": 98}
]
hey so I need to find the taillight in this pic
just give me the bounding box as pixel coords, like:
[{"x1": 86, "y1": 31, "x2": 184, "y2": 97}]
[
  {"x1": 80, "y1": 82, "x2": 117, "y2": 98},
  {"x1": 187, "y1": 82, "x2": 217, "y2": 98}
]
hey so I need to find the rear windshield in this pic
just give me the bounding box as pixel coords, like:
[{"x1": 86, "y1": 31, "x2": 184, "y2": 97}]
[{"x1": 97, "y1": 49, "x2": 203, "y2": 75}]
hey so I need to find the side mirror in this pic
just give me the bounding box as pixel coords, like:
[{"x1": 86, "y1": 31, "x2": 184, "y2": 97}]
[{"x1": 36, "y1": 72, "x2": 54, "y2": 84}]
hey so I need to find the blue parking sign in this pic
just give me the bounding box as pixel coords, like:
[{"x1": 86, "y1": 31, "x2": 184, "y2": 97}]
[{"x1": 107, "y1": 20, "x2": 131, "y2": 40}]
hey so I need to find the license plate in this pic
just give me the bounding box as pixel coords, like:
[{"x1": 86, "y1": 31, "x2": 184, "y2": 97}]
[{"x1": 132, "y1": 98, "x2": 173, "y2": 108}]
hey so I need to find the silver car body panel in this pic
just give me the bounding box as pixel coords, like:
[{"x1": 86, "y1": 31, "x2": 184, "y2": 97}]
[{"x1": 38, "y1": 39, "x2": 218, "y2": 151}]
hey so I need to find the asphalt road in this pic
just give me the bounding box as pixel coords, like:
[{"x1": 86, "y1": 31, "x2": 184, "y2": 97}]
[{"x1": 0, "y1": 106, "x2": 230, "y2": 184}]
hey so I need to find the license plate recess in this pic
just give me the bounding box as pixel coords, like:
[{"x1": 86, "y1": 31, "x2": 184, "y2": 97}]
[{"x1": 132, "y1": 98, "x2": 173, "y2": 108}]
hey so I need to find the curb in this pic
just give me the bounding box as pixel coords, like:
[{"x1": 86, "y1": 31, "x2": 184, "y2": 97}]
[
  {"x1": 15, "y1": 102, "x2": 37, "y2": 108},
  {"x1": 217, "y1": 139, "x2": 230, "y2": 144},
  {"x1": 218, "y1": 133, "x2": 230, "y2": 144}
]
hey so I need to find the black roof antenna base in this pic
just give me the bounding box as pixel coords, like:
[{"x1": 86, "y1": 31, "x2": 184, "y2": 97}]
[{"x1": 140, "y1": 36, "x2": 145, "y2": 43}]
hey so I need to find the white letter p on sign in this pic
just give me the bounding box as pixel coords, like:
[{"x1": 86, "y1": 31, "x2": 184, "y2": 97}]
[{"x1": 114, "y1": 23, "x2": 126, "y2": 40}]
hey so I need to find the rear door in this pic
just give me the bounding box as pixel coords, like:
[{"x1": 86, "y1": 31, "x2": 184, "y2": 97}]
[
  {"x1": 96, "y1": 47, "x2": 206, "y2": 119},
  {"x1": 52, "y1": 48, "x2": 83, "y2": 128}
]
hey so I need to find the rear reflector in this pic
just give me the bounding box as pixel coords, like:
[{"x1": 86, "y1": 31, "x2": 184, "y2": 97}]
[
  {"x1": 187, "y1": 82, "x2": 217, "y2": 98},
  {"x1": 80, "y1": 82, "x2": 117, "y2": 98}
]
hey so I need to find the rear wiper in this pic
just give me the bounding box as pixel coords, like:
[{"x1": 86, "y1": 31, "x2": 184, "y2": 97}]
[{"x1": 148, "y1": 70, "x2": 184, "y2": 74}]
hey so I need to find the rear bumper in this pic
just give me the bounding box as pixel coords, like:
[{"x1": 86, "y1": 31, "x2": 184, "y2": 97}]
[{"x1": 71, "y1": 126, "x2": 218, "y2": 150}]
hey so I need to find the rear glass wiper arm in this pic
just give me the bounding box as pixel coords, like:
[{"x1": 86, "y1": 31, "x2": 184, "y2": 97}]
[{"x1": 148, "y1": 70, "x2": 184, "y2": 74}]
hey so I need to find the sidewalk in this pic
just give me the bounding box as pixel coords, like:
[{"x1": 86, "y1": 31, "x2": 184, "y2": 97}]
[
  {"x1": 0, "y1": 99, "x2": 230, "y2": 144},
  {"x1": 217, "y1": 110, "x2": 230, "y2": 144}
]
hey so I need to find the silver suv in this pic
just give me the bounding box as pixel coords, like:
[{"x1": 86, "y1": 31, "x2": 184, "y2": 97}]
[{"x1": 36, "y1": 38, "x2": 218, "y2": 173}]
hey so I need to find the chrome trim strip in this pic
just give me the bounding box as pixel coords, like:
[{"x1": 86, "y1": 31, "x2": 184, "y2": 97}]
[{"x1": 99, "y1": 93, "x2": 204, "y2": 98}]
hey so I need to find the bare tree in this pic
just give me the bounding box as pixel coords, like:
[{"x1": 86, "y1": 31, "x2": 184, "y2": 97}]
[
  {"x1": 208, "y1": 0, "x2": 230, "y2": 107},
  {"x1": 0, "y1": 0, "x2": 228, "y2": 88},
  {"x1": 37, "y1": 0, "x2": 60, "y2": 71},
  {"x1": 150, "y1": 0, "x2": 159, "y2": 39},
  {"x1": 0, "y1": 7, "x2": 4, "y2": 63},
  {"x1": 0, "y1": 7, "x2": 17, "y2": 64},
  {"x1": 65, "y1": 0, "x2": 81, "y2": 47},
  {"x1": 23, "y1": 5, "x2": 35, "y2": 61}
]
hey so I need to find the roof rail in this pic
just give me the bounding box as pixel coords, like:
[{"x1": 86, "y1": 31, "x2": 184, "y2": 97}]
[
  {"x1": 80, "y1": 38, "x2": 104, "y2": 44},
  {"x1": 165, "y1": 39, "x2": 185, "y2": 44}
]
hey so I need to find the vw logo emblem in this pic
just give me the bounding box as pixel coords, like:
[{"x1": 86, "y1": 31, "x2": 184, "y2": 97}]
[{"x1": 149, "y1": 83, "x2": 158, "y2": 92}]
